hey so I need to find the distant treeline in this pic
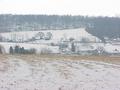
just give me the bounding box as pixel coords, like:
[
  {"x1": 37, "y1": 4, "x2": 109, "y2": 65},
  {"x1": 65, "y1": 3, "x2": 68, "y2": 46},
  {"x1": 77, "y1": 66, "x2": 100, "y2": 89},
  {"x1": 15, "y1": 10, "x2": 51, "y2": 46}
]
[{"x1": 0, "y1": 14, "x2": 120, "y2": 40}]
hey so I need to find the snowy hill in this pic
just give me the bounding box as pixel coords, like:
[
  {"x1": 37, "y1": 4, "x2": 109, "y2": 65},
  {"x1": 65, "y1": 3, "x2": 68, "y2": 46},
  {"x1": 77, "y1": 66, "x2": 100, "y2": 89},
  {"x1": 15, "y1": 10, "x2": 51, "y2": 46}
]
[
  {"x1": 0, "y1": 28, "x2": 100, "y2": 43},
  {"x1": 0, "y1": 28, "x2": 120, "y2": 55},
  {"x1": 0, "y1": 28, "x2": 101, "y2": 54}
]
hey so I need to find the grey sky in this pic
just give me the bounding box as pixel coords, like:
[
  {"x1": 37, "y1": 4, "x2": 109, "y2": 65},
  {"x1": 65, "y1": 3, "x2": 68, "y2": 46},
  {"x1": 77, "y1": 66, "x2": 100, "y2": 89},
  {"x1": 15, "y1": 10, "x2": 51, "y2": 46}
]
[{"x1": 0, "y1": 0, "x2": 120, "y2": 16}]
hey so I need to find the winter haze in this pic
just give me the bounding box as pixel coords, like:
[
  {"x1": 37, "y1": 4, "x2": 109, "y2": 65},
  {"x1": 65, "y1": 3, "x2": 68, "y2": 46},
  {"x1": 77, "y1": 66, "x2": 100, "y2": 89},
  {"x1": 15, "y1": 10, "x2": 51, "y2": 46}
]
[
  {"x1": 0, "y1": 0, "x2": 120, "y2": 16},
  {"x1": 0, "y1": 0, "x2": 120, "y2": 90}
]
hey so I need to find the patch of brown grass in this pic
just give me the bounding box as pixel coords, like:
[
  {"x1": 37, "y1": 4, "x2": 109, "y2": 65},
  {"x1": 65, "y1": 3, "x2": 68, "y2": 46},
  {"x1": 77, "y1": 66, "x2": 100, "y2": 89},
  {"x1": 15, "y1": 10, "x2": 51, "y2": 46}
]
[
  {"x1": 0, "y1": 54, "x2": 120, "y2": 65},
  {"x1": 0, "y1": 54, "x2": 9, "y2": 61}
]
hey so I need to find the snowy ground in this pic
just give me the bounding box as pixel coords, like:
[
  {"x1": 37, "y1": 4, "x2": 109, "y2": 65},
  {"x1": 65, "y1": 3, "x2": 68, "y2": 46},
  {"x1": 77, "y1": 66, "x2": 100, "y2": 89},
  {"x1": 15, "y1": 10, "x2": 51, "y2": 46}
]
[
  {"x1": 0, "y1": 55, "x2": 120, "y2": 90},
  {"x1": 0, "y1": 28, "x2": 100, "y2": 42}
]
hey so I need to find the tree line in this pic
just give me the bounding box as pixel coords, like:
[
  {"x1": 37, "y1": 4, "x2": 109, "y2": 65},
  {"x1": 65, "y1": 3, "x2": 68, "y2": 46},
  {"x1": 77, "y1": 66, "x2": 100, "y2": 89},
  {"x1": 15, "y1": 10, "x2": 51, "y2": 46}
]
[
  {"x1": 9, "y1": 45, "x2": 36, "y2": 54},
  {"x1": 0, "y1": 14, "x2": 120, "y2": 40}
]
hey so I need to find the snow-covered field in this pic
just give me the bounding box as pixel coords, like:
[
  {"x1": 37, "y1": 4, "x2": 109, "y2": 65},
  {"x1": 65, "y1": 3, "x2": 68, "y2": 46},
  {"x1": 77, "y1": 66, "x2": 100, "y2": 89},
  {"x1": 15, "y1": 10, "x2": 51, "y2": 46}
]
[
  {"x1": 1, "y1": 42, "x2": 120, "y2": 54},
  {"x1": 0, "y1": 28, "x2": 100, "y2": 42},
  {"x1": 0, "y1": 55, "x2": 120, "y2": 90}
]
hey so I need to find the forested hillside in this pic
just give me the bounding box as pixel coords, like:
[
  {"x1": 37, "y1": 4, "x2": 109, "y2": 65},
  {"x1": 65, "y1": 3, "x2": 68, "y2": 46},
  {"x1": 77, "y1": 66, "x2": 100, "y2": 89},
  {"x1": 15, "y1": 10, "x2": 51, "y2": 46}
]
[{"x1": 0, "y1": 14, "x2": 120, "y2": 40}]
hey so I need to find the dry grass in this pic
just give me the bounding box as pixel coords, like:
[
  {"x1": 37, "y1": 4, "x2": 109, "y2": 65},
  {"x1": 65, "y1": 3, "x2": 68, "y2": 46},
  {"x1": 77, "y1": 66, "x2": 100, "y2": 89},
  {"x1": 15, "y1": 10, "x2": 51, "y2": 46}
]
[
  {"x1": 0, "y1": 54, "x2": 9, "y2": 61},
  {"x1": 0, "y1": 54, "x2": 120, "y2": 64}
]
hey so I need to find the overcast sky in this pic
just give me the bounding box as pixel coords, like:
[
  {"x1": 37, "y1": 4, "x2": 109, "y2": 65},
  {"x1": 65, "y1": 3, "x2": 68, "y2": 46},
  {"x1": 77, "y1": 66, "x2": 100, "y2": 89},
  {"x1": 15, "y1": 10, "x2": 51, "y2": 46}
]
[{"x1": 0, "y1": 0, "x2": 120, "y2": 16}]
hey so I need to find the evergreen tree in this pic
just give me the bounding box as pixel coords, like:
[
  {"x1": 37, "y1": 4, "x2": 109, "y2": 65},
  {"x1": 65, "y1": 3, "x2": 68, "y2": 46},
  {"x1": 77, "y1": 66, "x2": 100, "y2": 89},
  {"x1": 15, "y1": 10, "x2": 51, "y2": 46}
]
[
  {"x1": 71, "y1": 42, "x2": 75, "y2": 52},
  {"x1": 15, "y1": 45, "x2": 20, "y2": 54},
  {"x1": 9, "y1": 46, "x2": 14, "y2": 54},
  {"x1": 0, "y1": 47, "x2": 2, "y2": 54},
  {"x1": 19, "y1": 47, "x2": 25, "y2": 54}
]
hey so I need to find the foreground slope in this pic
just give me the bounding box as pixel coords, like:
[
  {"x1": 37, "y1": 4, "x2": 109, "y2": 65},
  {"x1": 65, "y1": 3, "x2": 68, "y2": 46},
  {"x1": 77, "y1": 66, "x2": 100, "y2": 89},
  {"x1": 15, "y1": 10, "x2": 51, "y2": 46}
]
[{"x1": 0, "y1": 55, "x2": 120, "y2": 90}]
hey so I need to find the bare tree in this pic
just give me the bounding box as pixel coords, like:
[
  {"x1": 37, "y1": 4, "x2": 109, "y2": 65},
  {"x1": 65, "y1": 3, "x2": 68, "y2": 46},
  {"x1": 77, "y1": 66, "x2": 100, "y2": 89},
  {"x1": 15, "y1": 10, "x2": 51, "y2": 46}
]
[
  {"x1": 45, "y1": 32, "x2": 52, "y2": 40},
  {"x1": 35, "y1": 32, "x2": 45, "y2": 40}
]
